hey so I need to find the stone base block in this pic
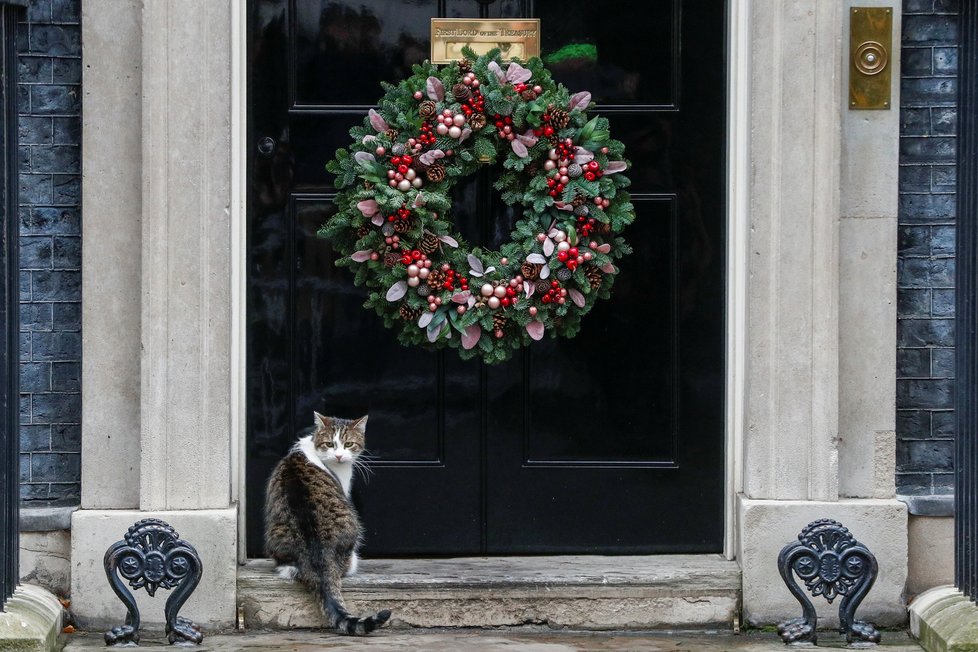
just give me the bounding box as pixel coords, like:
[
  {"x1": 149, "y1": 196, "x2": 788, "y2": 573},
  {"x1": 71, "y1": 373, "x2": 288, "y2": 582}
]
[
  {"x1": 908, "y1": 516, "x2": 954, "y2": 597},
  {"x1": 70, "y1": 508, "x2": 237, "y2": 631},
  {"x1": 909, "y1": 586, "x2": 978, "y2": 652},
  {"x1": 0, "y1": 583, "x2": 64, "y2": 651},
  {"x1": 738, "y1": 496, "x2": 908, "y2": 628},
  {"x1": 20, "y1": 530, "x2": 71, "y2": 597}
]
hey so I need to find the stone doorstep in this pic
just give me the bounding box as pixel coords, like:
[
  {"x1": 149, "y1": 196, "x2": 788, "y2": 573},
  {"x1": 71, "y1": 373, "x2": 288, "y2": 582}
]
[{"x1": 238, "y1": 555, "x2": 742, "y2": 631}]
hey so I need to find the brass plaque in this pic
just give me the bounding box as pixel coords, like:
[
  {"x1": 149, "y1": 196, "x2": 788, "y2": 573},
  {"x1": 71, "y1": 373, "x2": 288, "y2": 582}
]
[
  {"x1": 430, "y1": 19, "x2": 540, "y2": 64},
  {"x1": 849, "y1": 7, "x2": 892, "y2": 110}
]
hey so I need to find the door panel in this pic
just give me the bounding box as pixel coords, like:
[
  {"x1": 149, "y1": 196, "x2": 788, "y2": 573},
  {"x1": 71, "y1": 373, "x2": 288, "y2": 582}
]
[{"x1": 247, "y1": 0, "x2": 725, "y2": 557}]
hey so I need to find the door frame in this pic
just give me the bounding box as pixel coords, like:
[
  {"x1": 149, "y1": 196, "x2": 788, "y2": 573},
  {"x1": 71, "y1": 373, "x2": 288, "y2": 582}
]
[{"x1": 231, "y1": 0, "x2": 749, "y2": 562}]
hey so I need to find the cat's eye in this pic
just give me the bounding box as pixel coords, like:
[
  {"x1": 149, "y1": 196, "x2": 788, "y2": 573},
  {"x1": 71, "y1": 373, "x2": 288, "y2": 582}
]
[
  {"x1": 344, "y1": 442, "x2": 354, "y2": 448},
  {"x1": 325, "y1": 442, "x2": 334, "y2": 448}
]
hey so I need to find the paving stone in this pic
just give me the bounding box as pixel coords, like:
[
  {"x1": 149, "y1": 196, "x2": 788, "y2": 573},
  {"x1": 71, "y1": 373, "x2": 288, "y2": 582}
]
[{"x1": 61, "y1": 629, "x2": 927, "y2": 651}]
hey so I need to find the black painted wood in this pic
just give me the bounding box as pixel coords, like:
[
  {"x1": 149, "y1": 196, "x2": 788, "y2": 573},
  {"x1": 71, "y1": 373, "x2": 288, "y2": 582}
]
[
  {"x1": 0, "y1": 2, "x2": 21, "y2": 608},
  {"x1": 247, "y1": 0, "x2": 726, "y2": 556},
  {"x1": 956, "y1": 0, "x2": 978, "y2": 603}
]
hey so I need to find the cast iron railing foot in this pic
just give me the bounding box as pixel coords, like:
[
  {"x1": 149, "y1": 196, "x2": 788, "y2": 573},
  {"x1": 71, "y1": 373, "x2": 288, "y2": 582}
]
[
  {"x1": 777, "y1": 519, "x2": 880, "y2": 646},
  {"x1": 103, "y1": 518, "x2": 204, "y2": 646}
]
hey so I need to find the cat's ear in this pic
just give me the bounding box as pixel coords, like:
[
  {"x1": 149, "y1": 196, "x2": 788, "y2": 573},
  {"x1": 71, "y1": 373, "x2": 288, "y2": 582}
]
[
  {"x1": 350, "y1": 415, "x2": 369, "y2": 433},
  {"x1": 314, "y1": 412, "x2": 332, "y2": 428}
]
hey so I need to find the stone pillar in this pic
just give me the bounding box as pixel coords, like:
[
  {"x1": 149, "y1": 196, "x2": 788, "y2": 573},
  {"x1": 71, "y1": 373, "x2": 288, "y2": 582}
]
[
  {"x1": 138, "y1": 0, "x2": 232, "y2": 512},
  {"x1": 73, "y1": 0, "x2": 237, "y2": 629},
  {"x1": 737, "y1": 0, "x2": 907, "y2": 627}
]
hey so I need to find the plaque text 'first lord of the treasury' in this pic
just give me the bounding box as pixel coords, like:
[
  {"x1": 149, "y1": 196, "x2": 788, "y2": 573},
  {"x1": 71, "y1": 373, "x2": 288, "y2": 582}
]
[{"x1": 430, "y1": 19, "x2": 541, "y2": 64}]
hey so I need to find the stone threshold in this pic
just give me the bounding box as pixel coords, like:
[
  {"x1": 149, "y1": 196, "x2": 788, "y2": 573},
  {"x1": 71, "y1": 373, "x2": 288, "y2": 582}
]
[{"x1": 238, "y1": 555, "x2": 742, "y2": 631}]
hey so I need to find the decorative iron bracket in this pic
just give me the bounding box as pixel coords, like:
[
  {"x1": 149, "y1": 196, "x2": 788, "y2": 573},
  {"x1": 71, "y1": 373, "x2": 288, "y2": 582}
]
[
  {"x1": 103, "y1": 518, "x2": 204, "y2": 646},
  {"x1": 777, "y1": 519, "x2": 880, "y2": 645}
]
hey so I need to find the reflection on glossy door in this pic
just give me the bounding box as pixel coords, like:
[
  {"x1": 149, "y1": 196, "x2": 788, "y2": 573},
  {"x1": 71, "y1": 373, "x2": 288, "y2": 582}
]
[{"x1": 247, "y1": 0, "x2": 726, "y2": 556}]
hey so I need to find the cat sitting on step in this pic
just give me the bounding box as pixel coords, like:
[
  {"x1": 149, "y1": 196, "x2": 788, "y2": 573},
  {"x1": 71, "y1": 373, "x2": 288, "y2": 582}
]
[{"x1": 264, "y1": 412, "x2": 391, "y2": 636}]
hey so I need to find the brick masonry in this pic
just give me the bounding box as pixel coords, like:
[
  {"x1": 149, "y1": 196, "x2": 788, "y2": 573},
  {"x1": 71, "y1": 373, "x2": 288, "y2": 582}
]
[
  {"x1": 18, "y1": 0, "x2": 81, "y2": 504},
  {"x1": 897, "y1": 0, "x2": 958, "y2": 495}
]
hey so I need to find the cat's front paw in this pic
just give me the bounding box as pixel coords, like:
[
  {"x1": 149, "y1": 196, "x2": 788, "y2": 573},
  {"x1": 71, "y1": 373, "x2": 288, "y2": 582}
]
[
  {"x1": 105, "y1": 624, "x2": 139, "y2": 646},
  {"x1": 167, "y1": 616, "x2": 203, "y2": 645},
  {"x1": 778, "y1": 617, "x2": 816, "y2": 644}
]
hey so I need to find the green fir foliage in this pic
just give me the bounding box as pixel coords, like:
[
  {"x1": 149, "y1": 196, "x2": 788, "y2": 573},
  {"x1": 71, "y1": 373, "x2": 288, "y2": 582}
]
[{"x1": 320, "y1": 50, "x2": 637, "y2": 364}]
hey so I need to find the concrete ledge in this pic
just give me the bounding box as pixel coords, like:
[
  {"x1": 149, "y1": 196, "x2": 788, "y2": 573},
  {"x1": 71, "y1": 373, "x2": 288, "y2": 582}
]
[
  {"x1": 0, "y1": 583, "x2": 64, "y2": 651},
  {"x1": 737, "y1": 496, "x2": 909, "y2": 628},
  {"x1": 909, "y1": 586, "x2": 978, "y2": 652},
  {"x1": 898, "y1": 494, "x2": 955, "y2": 517},
  {"x1": 70, "y1": 508, "x2": 237, "y2": 631},
  {"x1": 20, "y1": 504, "x2": 78, "y2": 532},
  {"x1": 239, "y1": 555, "x2": 741, "y2": 630}
]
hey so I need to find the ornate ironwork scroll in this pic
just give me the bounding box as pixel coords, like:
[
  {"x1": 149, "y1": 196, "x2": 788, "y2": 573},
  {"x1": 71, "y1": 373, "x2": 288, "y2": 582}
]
[
  {"x1": 103, "y1": 518, "x2": 204, "y2": 646},
  {"x1": 777, "y1": 519, "x2": 880, "y2": 645}
]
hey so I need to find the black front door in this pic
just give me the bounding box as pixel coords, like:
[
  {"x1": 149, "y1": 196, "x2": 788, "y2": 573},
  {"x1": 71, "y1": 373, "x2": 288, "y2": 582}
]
[{"x1": 247, "y1": 0, "x2": 726, "y2": 557}]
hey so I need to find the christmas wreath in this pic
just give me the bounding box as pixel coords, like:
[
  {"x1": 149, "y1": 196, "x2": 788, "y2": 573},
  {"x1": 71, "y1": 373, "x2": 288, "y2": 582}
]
[{"x1": 321, "y1": 49, "x2": 634, "y2": 364}]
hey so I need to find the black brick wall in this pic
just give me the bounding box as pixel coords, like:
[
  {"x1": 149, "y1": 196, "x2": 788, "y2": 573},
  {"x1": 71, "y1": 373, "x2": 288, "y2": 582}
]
[
  {"x1": 18, "y1": 0, "x2": 81, "y2": 504},
  {"x1": 897, "y1": 0, "x2": 958, "y2": 495}
]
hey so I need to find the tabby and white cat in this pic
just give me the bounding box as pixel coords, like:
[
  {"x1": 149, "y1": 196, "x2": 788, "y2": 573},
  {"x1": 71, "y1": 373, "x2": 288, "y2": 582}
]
[{"x1": 264, "y1": 412, "x2": 391, "y2": 636}]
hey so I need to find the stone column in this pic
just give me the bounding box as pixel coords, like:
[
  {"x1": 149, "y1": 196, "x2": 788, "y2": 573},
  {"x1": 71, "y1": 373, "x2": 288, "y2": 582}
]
[
  {"x1": 73, "y1": 0, "x2": 237, "y2": 629},
  {"x1": 737, "y1": 0, "x2": 908, "y2": 627}
]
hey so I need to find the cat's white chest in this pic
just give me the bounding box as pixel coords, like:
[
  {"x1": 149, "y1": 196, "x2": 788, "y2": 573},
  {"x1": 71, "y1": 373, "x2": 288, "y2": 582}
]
[{"x1": 324, "y1": 459, "x2": 354, "y2": 496}]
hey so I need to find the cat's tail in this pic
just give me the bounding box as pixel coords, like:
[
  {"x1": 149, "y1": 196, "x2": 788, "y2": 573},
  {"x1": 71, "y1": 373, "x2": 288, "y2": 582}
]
[
  {"x1": 312, "y1": 570, "x2": 392, "y2": 636},
  {"x1": 322, "y1": 589, "x2": 392, "y2": 636}
]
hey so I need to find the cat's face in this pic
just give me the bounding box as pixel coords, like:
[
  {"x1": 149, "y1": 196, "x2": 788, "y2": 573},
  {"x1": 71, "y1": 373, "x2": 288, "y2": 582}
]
[{"x1": 312, "y1": 412, "x2": 367, "y2": 465}]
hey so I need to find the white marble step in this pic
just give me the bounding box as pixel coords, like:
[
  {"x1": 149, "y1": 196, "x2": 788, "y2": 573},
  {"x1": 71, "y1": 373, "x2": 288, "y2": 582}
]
[{"x1": 238, "y1": 555, "x2": 741, "y2": 630}]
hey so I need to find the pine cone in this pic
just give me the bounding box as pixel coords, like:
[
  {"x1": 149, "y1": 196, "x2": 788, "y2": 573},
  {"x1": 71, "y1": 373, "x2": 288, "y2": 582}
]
[
  {"x1": 416, "y1": 284, "x2": 431, "y2": 298},
  {"x1": 384, "y1": 252, "x2": 400, "y2": 267},
  {"x1": 535, "y1": 280, "x2": 551, "y2": 295},
  {"x1": 585, "y1": 266, "x2": 603, "y2": 290},
  {"x1": 384, "y1": 128, "x2": 399, "y2": 142},
  {"x1": 400, "y1": 304, "x2": 421, "y2": 321},
  {"x1": 426, "y1": 162, "x2": 446, "y2": 183},
  {"x1": 458, "y1": 58, "x2": 471, "y2": 73},
  {"x1": 556, "y1": 267, "x2": 573, "y2": 282},
  {"x1": 419, "y1": 100, "x2": 437, "y2": 119},
  {"x1": 452, "y1": 83, "x2": 471, "y2": 102},
  {"x1": 363, "y1": 180, "x2": 375, "y2": 190},
  {"x1": 426, "y1": 269, "x2": 445, "y2": 288},
  {"x1": 574, "y1": 204, "x2": 590, "y2": 216},
  {"x1": 356, "y1": 225, "x2": 371, "y2": 239},
  {"x1": 521, "y1": 89, "x2": 538, "y2": 101},
  {"x1": 550, "y1": 107, "x2": 570, "y2": 129},
  {"x1": 597, "y1": 222, "x2": 612, "y2": 236},
  {"x1": 526, "y1": 163, "x2": 540, "y2": 177},
  {"x1": 567, "y1": 163, "x2": 583, "y2": 178},
  {"x1": 493, "y1": 314, "x2": 508, "y2": 330},
  {"x1": 392, "y1": 219, "x2": 411, "y2": 234},
  {"x1": 418, "y1": 233, "x2": 439, "y2": 255},
  {"x1": 548, "y1": 134, "x2": 560, "y2": 146},
  {"x1": 571, "y1": 193, "x2": 588, "y2": 207},
  {"x1": 468, "y1": 113, "x2": 487, "y2": 130},
  {"x1": 521, "y1": 262, "x2": 541, "y2": 280}
]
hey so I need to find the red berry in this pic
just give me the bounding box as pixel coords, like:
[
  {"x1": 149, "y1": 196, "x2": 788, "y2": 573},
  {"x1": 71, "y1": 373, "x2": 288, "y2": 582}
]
[
  {"x1": 551, "y1": 280, "x2": 559, "y2": 287},
  {"x1": 584, "y1": 171, "x2": 596, "y2": 181},
  {"x1": 588, "y1": 160, "x2": 600, "y2": 171},
  {"x1": 542, "y1": 295, "x2": 551, "y2": 304},
  {"x1": 543, "y1": 126, "x2": 554, "y2": 137},
  {"x1": 557, "y1": 251, "x2": 568, "y2": 262},
  {"x1": 501, "y1": 297, "x2": 511, "y2": 307},
  {"x1": 568, "y1": 247, "x2": 578, "y2": 257},
  {"x1": 401, "y1": 255, "x2": 412, "y2": 265}
]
